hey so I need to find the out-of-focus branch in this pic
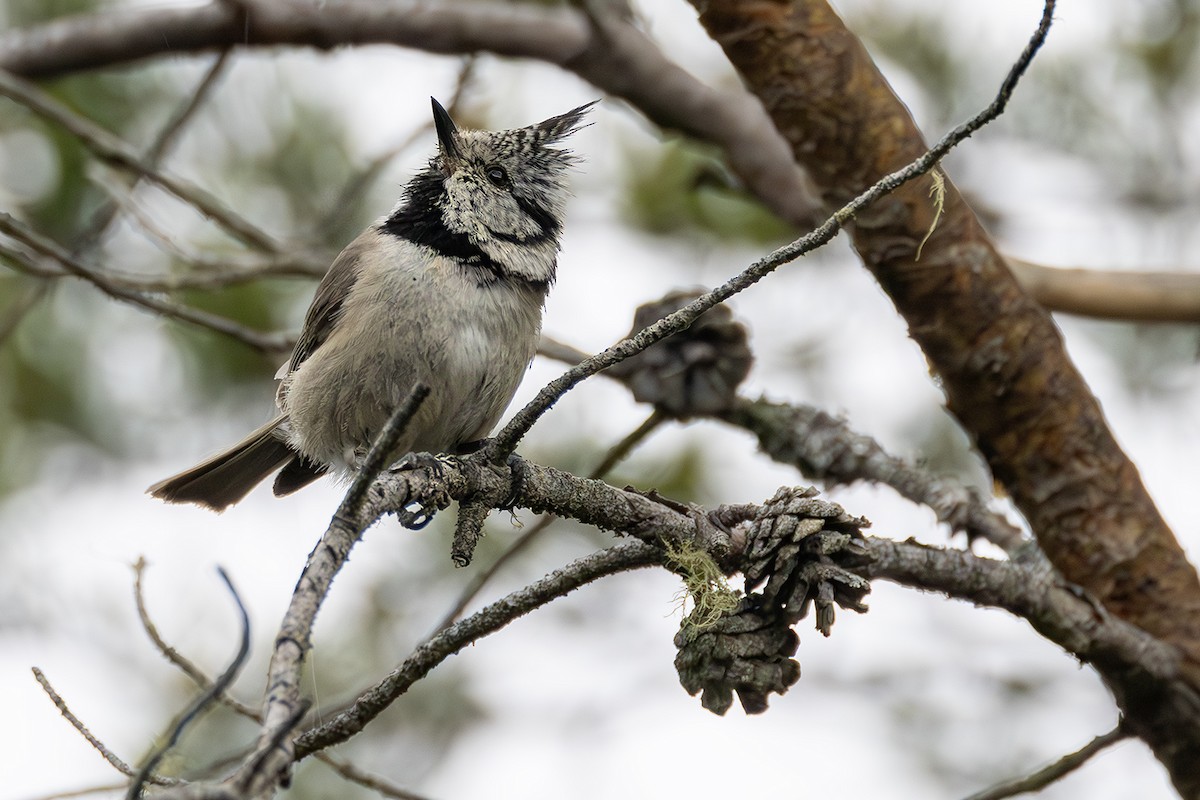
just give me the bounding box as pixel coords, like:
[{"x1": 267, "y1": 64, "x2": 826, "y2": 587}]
[
  {"x1": 963, "y1": 725, "x2": 1130, "y2": 800},
  {"x1": 74, "y1": 49, "x2": 233, "y2": 251},
  {"x1": 0, "y1": 212, "x2": 292, "y2": 354},
  {"x1": 0, "y1": 0, "x2": 821, "y2": 228},
  {"x1": 0, "y1": 278, "x2": 47, "y2": 347},
  {"x1": 0, "y1": 68, "x2": 279, "y2": 252},
  {"x1": 1007, "y1": 257, "x2": 1200, "y2": 323},
  {"x1": 31, "y1": 668, "x2": 179, "y2": 787}
]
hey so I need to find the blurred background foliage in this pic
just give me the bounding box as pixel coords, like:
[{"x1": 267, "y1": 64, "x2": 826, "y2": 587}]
[{"x1": 2, "y1": 1, "x2": 1199, "y2": 797}]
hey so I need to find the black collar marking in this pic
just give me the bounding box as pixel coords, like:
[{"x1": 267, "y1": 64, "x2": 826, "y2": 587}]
[{"x1": 383, "y1": 170, "x2": 554, "y2": 293}]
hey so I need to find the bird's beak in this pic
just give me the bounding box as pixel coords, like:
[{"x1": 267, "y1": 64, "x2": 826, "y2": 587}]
[{"x1": 431, "y1": 97, "x2": 462, "y2": 163}]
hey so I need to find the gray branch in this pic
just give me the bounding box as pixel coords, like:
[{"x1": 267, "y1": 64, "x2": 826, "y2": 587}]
[{"x1": 0, "y1": 0, "x2": 820, "y2": 228}]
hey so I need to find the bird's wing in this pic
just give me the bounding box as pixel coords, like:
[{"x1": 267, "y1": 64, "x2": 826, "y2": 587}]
[{"x1": 286, "y1": 231, "x2": 373, "y2": 373}]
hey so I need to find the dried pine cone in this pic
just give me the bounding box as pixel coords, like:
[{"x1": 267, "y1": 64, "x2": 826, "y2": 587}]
[
  {"x1": 674, "y1": 486, "x2": 871, "y2": 715},
  {"x1": 609, "y1": 289, "x2": 752, "y2": 418},
  {"x1": 744, "y1": 487, "x2": 871, "y2": 636},
  {"x1": 674, "y1": 599, "x2": 801, "y2": 715}
]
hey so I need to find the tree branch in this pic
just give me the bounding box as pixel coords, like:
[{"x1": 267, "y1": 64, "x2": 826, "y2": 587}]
[
  {"x1": 963, "y1": 724, "x2": 1130, "y2": 800},
  {"x1": 0, "y1": 212, "x2": 292, "y2": 354},
  {"x1": 687, "y1": 8, "x2": 1200, "y2": 792},
  {"x1": 0, "y1": 68, "x2": 278, "y2": 252},
  {"x1": 0, "y1": 0, "x2": 821, "y2": 229},
  {"x1": 294, "y1": 453, "x2": 1197, "y2": 771},
  {"x1": 30, "y1": 668, "x2": 179, "y2": 786},
  {"x1": 1007, "y1": 257, "x2": 1200, "y2": 323},
  {"x1": 538, "y1": 335, "x2": 1027, "y2": 555},
  {"x1": 294, "y1": 540, "x2": 664, "y2": 757}
]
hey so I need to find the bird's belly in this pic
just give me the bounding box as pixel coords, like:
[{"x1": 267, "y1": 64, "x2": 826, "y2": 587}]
[{"x1": 284, "y1": 306, "x2": 534, "y2": 468}]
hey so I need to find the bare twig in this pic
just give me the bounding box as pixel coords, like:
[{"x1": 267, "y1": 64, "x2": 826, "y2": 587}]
[
  {"x1": 963, "y1": 724, "x2": 1131, "y2": 800},
  {"x1": 339, "y1": 383, "x2": 432, "y2": 516},
  {"x1": 74, "y1": 49, "x2": 234, "y2": 251},
  {"x1": 20, "y1": 783, "x2": 130, "y2": 800},
  {"x1": 128, "y1": 567, "x2": 251, "y2": 800},
  {"x1": 312, "y1": 757, "x2": 431, "y2": 800},
  {"x1": 31, "y1": 668, "x2": 179, "y2": 786},
  {"x1": 241, "y1": 385, "x2": 431, "y2": 798},
  {"x1": 486, "y1": 1, "x2": 1055, "y2": 459},
  {"x1": 294, "y1": 540, "x2": 664, "y2": 757},
  {"x1": 133, "y1": 560, "x2": 431, "y2": 799}
]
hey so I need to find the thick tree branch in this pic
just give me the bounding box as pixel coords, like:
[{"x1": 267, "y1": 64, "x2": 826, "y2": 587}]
[{"x1": 687, "y1": 8, "x2": 1200, "y2": 788}]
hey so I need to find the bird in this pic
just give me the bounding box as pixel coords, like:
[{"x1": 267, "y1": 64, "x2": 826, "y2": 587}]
[{"x1": 148, "y1": 97, "x2": 594, "y2": 511}]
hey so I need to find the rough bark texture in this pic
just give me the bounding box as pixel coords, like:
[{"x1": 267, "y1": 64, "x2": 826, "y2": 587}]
[{"x1": 690, "y1": 0, "x2": 1200, "y2": 791}]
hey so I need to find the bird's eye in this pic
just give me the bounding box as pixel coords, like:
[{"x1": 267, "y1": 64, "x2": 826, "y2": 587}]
[{"x1": 485, "y1": 165, "x2": 509, "y2": 187}]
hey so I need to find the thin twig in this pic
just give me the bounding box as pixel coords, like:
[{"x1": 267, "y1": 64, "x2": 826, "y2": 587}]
[
  {"x1": 294, "y1": 540, "x2": 664, "y2": 757},
  {"x1": 133, "y1": 557, "x2": 259, "y2": 718},
  {"x1": 30, "y1": 668, "x2": 179, "y2": 785},
  {"x1": 338, "y1": 383, "x2": 432, "y2": 516},
  {"x1": 128, "y1": 567, "x2": 252, "y2": 800},
  {"x1": 313, "y1": 757, "x2": 431, "y2": 800},
  {"x1": 962, "y1": 726, "x2": 1130, "y2": 800},
  {"x1": 133, "y1": 560, "x2": 431, "y2": 799},
  {"x1": 486, "y1": 0, "x2": 1057, "y2": 460},
  {"x1": 19, "y1": 783, "x2": 130, "y2": 800},
  {"x1": 244, "y1": 385, "x2": 432, "y2": 797},
  {"x1": 73, "y1": 49, "x2": 234, "y2": 251},
  {"x1": 0, "y1": 211, "x2": 292, "y2": 353}
]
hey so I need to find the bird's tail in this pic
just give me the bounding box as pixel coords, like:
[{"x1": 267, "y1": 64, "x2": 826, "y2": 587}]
[{"x1": 147, "y1": 415, "x2": 314, "y2": 512}]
